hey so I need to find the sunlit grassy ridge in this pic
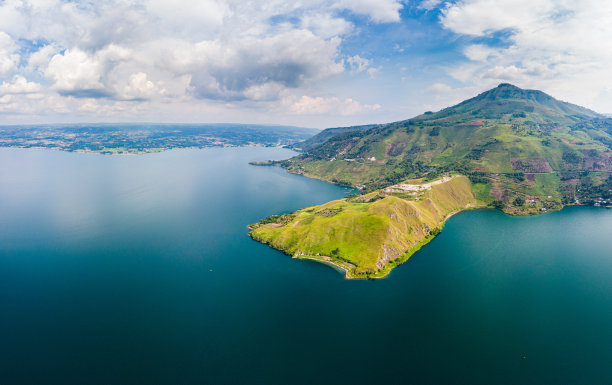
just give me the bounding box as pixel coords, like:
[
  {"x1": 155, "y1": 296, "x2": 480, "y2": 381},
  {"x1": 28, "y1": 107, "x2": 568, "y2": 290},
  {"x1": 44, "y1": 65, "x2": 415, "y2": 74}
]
[{"x1": 250, "y1": 176, "x2": 478, "y2": 278}]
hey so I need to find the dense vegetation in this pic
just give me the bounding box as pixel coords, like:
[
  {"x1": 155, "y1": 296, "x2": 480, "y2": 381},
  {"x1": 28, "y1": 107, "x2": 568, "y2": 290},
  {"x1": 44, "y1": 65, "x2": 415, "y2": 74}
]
[{"x1": 290, "y1": 124, "x2": 378, "y2": 152}]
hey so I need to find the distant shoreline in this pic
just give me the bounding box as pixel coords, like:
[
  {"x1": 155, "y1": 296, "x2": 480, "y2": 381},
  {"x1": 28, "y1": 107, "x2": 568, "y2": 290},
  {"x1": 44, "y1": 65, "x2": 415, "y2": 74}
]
[{"x1": 0, "y1": 143, "x2": 296, "y2": 156}]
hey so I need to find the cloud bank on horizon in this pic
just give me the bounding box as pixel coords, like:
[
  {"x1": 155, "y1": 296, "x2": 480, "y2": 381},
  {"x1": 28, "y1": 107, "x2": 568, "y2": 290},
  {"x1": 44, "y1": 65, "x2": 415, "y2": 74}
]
[{"x1": 0, "y1": 0, "x2": 610, "y2": 127}]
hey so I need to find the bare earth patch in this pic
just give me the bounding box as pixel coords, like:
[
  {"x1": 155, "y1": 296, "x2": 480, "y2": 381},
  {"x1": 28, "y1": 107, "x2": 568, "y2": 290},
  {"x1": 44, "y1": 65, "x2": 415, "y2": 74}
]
[
  {"x1": 489, "y1": 188, "x2": 505, "y2": 200},
  {"x1": 527, "y1": 158, "x2": 553, "y2": 173},
  {"x1": 562, "y1": 179, "x2": 579, "y2": 186},
  {"x1": 511, "y1": 157, "x2": 553, "y2": 173}
]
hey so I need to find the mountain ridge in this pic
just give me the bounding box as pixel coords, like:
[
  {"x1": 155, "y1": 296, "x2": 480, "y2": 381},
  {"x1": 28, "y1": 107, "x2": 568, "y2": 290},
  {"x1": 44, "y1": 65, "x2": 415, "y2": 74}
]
[{"x1": 280, "y1": 83, "x2": 612, "y2": 208}]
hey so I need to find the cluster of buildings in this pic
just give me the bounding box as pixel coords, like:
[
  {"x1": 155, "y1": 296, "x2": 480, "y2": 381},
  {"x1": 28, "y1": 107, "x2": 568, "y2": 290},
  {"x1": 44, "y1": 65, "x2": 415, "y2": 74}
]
[{"x1": 594, "y1": 197, "x2": 612, "y2": 207}]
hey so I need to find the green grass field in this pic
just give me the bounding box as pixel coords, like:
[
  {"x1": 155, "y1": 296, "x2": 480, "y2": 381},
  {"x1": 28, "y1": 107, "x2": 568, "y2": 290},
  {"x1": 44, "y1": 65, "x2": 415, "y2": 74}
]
[{"x1": 250, "y1": 175, "x2": 479, "y2": 278}]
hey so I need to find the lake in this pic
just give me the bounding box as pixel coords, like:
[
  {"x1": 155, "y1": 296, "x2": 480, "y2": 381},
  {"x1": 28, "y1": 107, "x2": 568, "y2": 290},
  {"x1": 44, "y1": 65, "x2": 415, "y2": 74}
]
[{"x1": 1, "y1": 147, "x2": 612, "y2": 384}]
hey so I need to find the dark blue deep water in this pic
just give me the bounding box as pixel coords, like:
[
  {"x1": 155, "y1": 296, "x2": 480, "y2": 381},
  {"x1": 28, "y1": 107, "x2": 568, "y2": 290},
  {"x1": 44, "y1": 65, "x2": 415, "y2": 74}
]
[{"x1": 1, "y1": 147, "x2": 612, "y2": 384}]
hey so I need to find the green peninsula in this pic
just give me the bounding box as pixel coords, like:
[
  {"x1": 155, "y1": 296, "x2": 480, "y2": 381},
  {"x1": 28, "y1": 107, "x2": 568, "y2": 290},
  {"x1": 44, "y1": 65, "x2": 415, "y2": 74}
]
[
  {"x1": 250, "y1": 84, "x2": 612, "y2": 278},
  {"x1": 250, "y1": 175, "x2": 480, "y2": 279}
]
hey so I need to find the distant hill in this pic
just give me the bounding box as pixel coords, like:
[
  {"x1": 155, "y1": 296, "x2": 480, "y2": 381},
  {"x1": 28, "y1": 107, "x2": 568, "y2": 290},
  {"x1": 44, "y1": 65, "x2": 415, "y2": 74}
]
[
  {"x1": 291, "y1": 124, "x2": 378, "y2": 152},
  {"x1": 0, "y1": 123, "x2": 319, "y2": 154},
  {"x1": 281, "y1": 83, "x2": 612, "y2": 208}
]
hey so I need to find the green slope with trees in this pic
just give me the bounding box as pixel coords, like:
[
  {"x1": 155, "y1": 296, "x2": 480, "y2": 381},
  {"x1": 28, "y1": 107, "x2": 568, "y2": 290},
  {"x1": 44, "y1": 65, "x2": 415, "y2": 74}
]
[
  {"x1": 282, "y1": 83, "x2": 612, "y2": 211},
  {"x1": 250, "y1": 175, "x2": 479, "y2": 279},
  {"x1": 251, "y1": 84, "x2": 612, "y2": 278}
]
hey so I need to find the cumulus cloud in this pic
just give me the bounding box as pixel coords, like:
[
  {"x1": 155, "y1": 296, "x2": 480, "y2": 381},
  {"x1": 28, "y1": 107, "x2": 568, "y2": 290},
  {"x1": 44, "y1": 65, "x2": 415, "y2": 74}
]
[
  {"x1": 441, "y1": 0, "x2": 553, "y2": 36},
  {"x1": 0, "y1": 32, "x2": 19, "y2": 75},
  {"x1": 439, "y1": 0, "x2": 612, "y2": 111},
  {"x1": 46, "y1": 49, "x2": 105, "y2": 95},
  {"x1": 425, "y1": 82, "x2": 479, "y2": 108},
  {"x1": 28, "y1": 45, "x2": 59, "y2": 71},
  {"x1": 185, "y1": 30, "x2": 344, "y2": 101},
  {"x1": 347, "y1": 55, "x2": 371, "y2": 74},
  {"x1": 300, "y1": 13, "x2": 353, "y2": 39},
  {"x1": 286, "y1": 95, "x2": 380, "y2": 115},
  {"x1": 418, "y1": 0, "x2": 444, "y2": 10},
  {"x1": 335, "y1": 0, "x2": 404, "y2": 22},
  {"x1": 121, "y1": 73, "x2": 159, "y2": 100},
  {"x1": 0, "y1": 0, "x2": 407, "y2": 121},
  {"x1": 427, "y1": 82, "x2": 453, "y2": 94},
  {"x1": 0, "y1": 75, "x2": 42, "y2": 94},
  {"x1": 45, "y1": 45, "x2": 131, "y2": 97},
  {"x1": 146, "y1": 0, "x2": 230, "y2": 38}
]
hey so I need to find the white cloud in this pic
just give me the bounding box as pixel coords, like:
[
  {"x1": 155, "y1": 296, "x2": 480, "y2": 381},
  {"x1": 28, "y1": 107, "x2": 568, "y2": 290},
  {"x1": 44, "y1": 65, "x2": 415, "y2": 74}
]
[
  {"x1": 300, "y1": 14, "x2": 353, "y2": 39},
  {"x1": 243, "y1": 82, "x2": 285, "y2": 101},
  {"x1": 418, "y1": 0, "x2": 444, "y2": 10},
  {"x1": 427, "y1": 82, "x2": 453, "y2": 94},
  {"x1": 28, "y1": 45, "x2": 59, "y2": 71},
  {"x1": 286, "y1": 95, "x2": 380, "y2": 115},
  {"x1": 440, "y1": 0, "x2": 612, "y2": 112},
  {"x1": 145, "y1": 0, "x2": 232, "y2": 41},
  {"x1": 347, "y1": 55, "x2": 371, "y2": 74},
  {"x1": 0, "y1": 75, "x2": 42, "y2": 94},
  {"x1": 45, "y1": 49, "x2": 106, "y2": 96},
  {"x1": 367, "y1": 67, "x2": 381, "y2": 78},
  {"x1": 335, "y1": 0, "x2": 404, "y2": 22},
  {"x1": 463, "y1": 44, "x2": 498, "y2": 62},
  {"x1": 0, "y1": 32, "x2": 19, "y2": 75},
  {"x1": 185, "y1": 30, "x2": 344, "y2": 101},
  {"x1": 0, "y1": 0, "x2": 407, "y2": 123},
  {"x1": 121, "y1": 73, "x2": 158, "y2": 100},
  {"x1": 45, "y1": 45, "x2": 131, "y2": 97},
  {"x1": 441, "y1": 0, "x2": 554, "y2": 36},
  {"x1": 424, "y1": 82, "x2": 480, "y2": 111}
]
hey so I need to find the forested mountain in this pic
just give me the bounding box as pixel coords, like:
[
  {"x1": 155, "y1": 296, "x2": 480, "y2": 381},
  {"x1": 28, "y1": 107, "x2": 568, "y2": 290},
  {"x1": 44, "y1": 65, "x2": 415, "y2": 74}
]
[{"x1": 283, "y1": 84, "x2": 612, "y2": 209}]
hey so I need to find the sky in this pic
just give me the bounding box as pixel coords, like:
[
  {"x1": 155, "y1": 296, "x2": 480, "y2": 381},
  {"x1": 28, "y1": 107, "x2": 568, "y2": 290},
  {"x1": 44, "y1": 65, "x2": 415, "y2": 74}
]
[{"x1": 0, "y1": 0, "x2": 611, "y2": 128}]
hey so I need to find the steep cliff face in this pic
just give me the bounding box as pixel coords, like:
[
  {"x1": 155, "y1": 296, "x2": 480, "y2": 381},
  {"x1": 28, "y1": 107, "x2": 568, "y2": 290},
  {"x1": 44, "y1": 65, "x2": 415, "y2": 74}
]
[{"x1": 249, "y1": 175, "x2": 478, "y2": 278}]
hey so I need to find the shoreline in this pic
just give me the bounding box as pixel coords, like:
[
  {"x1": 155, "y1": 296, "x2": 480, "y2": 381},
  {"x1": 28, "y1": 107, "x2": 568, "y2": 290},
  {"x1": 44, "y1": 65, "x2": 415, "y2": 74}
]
[
  {"x1": 294, "y1": 255, "x2": 352, "y2": 275},
  {"x1": 250, "y1": 161, "x2": 612, "y2": 279},
  {"x1": 0, "y1": 143, "x2": 295, "y2": 156},
  {"x1": 257, "y1": 199, "x2": 611, "y2": 280},
  {"x1": 250, "y1": 176, "x2": 484, "y2": 280}
]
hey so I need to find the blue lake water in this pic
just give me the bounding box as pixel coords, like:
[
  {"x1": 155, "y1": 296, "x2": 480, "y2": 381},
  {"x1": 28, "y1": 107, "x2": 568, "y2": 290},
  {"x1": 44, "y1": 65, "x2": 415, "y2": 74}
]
[{"x1": 1, "y1": 147, "x2": 612, "y2": 384}]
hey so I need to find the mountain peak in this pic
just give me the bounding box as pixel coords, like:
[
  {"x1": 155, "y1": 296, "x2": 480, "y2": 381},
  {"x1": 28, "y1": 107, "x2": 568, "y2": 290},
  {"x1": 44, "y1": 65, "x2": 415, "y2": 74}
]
[
  {"x1": 478, "y1": 83, "x2": 538, "y2": 101},
  {"x1": 453, "y1": 83, "x2": 600, "y2": 118},
  {"x1": 496, "y1": 83, "x2": 521, "y2": 89}
]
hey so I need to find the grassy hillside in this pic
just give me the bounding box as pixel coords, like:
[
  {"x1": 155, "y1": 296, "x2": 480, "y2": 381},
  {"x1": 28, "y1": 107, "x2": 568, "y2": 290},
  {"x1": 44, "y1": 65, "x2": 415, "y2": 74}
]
[
  {"x1": 279, "y1": 84, "x2": 612, "y2": 212},
  {"x1": 250, "y1": 175, "x2": 479, "y2": 279}
]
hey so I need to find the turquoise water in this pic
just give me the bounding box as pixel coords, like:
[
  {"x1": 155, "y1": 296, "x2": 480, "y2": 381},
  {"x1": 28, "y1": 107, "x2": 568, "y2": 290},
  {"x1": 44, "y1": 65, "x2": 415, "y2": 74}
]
[{"x1": 1, "y1": 147, "x2": 612, "y2": 384}]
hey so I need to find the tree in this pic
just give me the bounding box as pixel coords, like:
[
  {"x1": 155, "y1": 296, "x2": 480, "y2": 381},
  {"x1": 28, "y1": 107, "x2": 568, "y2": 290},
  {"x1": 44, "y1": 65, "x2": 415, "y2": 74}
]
[{"x1": 513, "y1": 197, "x2": 525, "y2": 206}]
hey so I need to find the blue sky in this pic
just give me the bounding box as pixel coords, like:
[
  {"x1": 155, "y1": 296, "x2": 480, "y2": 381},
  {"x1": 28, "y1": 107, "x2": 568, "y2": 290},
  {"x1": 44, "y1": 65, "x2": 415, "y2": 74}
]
[{"x1": 0, "y1": 0, "x2": 611, "y2": 128}]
